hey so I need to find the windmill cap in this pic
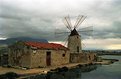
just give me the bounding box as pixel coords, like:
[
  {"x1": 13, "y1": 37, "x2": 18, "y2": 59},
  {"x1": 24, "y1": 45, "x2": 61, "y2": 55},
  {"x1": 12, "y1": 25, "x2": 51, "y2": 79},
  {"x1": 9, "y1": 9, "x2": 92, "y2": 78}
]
[{"x1": 70, "y1": 28, "x2": 79, "y2": 36}]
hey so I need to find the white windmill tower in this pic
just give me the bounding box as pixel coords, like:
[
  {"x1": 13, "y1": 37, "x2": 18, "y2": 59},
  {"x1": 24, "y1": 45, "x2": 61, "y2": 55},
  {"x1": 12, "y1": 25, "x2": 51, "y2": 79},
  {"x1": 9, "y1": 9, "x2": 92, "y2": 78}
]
[{"x1": 55, "y1": 15, "x2": 93, "y2": 54}]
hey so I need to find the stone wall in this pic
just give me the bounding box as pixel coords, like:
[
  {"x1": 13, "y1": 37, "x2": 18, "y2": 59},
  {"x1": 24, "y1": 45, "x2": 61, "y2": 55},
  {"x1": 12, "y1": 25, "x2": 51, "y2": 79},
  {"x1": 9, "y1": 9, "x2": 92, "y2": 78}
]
[
  {"x1": 86, "y1": 53, "x2": 97, "y2": 63},
  {"x1": 70, "y1": 53, "x2": 97, "y2": 63},
  {"x1": 30, "y1": 49, "x2": 70, "y2": 68},
  {"x1": 30, "y1": 49, "x2": 46, "y2": 68},
  {"x1": 70, "y1": 53, "x2": 87, "y2": 63},
  {"x1": 8, "y1": 42, "x2": 70, "y2": 68},
  {"x1": 8, "y1": 42, "x2": 31, "y2": 68},
  {"x1": 68, "y1": 35, "x2": 82, "y2": 53},
  {"x1": 51, "y1": 50, "x2": 70, "y2": 66},
  {"x1": 8, "y1": 41, "x2": 97, "y2": 69},
  {"x1": 8, "y1": 47, "x2": 31, "y2": 68},
  {"x1": 20, "y1": 53, "x2": 31, "y2": 68}
]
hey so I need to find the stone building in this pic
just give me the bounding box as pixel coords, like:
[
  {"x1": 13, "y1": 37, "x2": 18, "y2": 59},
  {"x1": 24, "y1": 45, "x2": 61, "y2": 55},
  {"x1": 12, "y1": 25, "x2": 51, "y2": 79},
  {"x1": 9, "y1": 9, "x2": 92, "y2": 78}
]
[
  {"x1": 68, "y1": 28, "x2": 82, "y2": 53},
  {"x1": 68, "y1": 28, "x2": 97, "y2": 63},
  {"x1": 8, "y1": 41, "x2": 70, "y2": 68}
]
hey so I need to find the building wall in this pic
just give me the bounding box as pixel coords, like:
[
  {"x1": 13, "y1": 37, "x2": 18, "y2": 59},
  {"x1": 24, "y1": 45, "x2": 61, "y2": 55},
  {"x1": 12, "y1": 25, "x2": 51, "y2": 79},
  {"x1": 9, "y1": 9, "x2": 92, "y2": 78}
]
[
  {"x1": 20, "y1": 53, "x2": 31, "y2": 68},
  {"x1": 30, "y1": 49, "x2": 70, "y2": 68},
  {"x1": 86, "y1": 53, "x2": 97, "y2": 63},
  {"x1": 8, "y1": 42, "x2": 70, "y2": 68},
  {"x1": 8, "y1": 42, "x2": 97, "y2": 68},
  {"x1": 51, "y1": 50, "x2": 70, "y2": 66},
  {"x1": 30, "y1": 49, "x2": 46, "y2": 68},
  {"x1": 70, "y1": 53, "x2": 97, "y2": 63},
  {"x1": 68, "y1": 35, "x2": 82, "y2": 53},
  {"x1": 8, "y1": 42, "x2": 31, "y2": 68},
  {"x1": 8, "y1": 48, "x2": 31, "y2": 68},
  {"x1": 70, "y1": 53, "x2": 87, "y2": 63}
]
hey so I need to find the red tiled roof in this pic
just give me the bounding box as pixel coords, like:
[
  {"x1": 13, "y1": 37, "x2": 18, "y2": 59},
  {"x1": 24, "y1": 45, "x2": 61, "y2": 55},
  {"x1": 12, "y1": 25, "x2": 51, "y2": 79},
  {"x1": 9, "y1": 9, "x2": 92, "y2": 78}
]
[{"x1": 24, "y1": 41, "x2": 68, "y2": 50}]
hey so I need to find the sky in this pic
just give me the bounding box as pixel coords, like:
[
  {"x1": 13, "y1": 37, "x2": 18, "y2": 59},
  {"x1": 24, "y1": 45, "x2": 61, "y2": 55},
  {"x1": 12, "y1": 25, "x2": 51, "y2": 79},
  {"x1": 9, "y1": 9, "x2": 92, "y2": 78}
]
[{"x1": 0, "y1": 0, "x2": 121, "y2": 50}]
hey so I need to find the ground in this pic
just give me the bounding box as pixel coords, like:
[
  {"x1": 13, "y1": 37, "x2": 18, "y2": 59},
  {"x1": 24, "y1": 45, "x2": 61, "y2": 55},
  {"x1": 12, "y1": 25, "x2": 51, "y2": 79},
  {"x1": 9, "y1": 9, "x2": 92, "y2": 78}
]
[
  {"x1": 0, "y1": 60, "x2": 113, "y2": 76},
  {"x1": 0, "y1": 62, "x2": 90, "y2": 75}
]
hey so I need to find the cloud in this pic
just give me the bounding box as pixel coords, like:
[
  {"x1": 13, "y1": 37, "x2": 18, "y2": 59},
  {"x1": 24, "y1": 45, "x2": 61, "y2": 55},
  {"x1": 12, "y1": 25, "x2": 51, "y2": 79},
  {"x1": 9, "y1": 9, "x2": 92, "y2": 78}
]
[
  {"x1": 82, "y1": 38, "x2": 121, "y2": 50},
  {"x1": 0, "y1": 0, "x2": 121, "y2": 41}
]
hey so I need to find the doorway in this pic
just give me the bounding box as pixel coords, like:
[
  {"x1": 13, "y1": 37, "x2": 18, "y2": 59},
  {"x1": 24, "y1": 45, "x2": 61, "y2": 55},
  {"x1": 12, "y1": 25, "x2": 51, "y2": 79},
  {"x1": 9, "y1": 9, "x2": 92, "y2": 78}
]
[
  {"x1": 77, "y1": 46, "x2": 79, "y2": 53},
  {"x1": 46, "y1": 51, "x2": 51, "y2": 66}
]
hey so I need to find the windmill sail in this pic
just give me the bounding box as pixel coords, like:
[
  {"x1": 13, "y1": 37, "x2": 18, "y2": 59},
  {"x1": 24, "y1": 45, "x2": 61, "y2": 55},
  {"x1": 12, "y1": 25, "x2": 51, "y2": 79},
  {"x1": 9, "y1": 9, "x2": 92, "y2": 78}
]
[{"x1": 55, "y1": 15, "x2": 93, "y2": 53}]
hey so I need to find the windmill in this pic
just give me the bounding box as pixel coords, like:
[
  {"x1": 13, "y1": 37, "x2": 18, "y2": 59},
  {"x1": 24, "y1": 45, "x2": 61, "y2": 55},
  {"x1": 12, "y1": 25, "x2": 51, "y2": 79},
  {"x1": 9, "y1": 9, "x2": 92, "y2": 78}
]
[{"x1": 55, "y1": 15, "x2": 93, "y2": 53}]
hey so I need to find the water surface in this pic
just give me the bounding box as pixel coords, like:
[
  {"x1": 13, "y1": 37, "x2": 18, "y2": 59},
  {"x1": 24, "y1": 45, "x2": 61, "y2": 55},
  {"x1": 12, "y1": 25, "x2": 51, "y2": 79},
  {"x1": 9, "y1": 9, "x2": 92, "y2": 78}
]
[{"x1": 81, "y1": 55, "x2": 121, "y2": 79}]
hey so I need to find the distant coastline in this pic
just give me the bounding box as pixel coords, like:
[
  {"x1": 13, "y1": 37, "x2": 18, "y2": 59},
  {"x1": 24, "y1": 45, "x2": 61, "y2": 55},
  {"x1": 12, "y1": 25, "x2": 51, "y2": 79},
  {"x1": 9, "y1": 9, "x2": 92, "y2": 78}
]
[{"x1": 83, "y1": 50, "x2": 121, "y2": 55}]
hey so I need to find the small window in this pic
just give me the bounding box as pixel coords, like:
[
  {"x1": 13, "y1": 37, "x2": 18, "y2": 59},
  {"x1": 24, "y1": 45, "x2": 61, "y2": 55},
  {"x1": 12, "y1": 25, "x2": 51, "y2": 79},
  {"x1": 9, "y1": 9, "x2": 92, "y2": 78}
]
[
  {"x1": 33, "y1": 50, "x2": 36, "y2": 53},
  {"x1": 77, "y1": 36, "x2": 78, "y2": 38},
  {"x1": 62, "y1": 54, "x2": 65, "y2": 57},
  {"x1": 27, "y1": 46, "x2": 30, "y2": 49}
]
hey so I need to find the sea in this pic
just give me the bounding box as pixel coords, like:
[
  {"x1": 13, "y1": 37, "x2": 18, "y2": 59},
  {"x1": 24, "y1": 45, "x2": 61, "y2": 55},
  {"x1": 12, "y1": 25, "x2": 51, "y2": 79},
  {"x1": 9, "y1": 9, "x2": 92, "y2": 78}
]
[{"x1": 81, "y1": 55, "x2": 121, "y2": 79}]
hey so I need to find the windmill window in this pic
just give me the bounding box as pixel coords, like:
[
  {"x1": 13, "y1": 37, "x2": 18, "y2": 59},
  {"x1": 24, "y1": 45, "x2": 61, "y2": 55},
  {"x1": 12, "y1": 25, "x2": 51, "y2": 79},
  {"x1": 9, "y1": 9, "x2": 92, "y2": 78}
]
[
  {"x1": 77, "y1": 46, "x2": 79, "y2": 52},
  {"x1": 62, "y1": 54, "x2": 65, "y2": 57},
  {"x1": 77, "y1": 36, "x2": 78, "y2": 38}
]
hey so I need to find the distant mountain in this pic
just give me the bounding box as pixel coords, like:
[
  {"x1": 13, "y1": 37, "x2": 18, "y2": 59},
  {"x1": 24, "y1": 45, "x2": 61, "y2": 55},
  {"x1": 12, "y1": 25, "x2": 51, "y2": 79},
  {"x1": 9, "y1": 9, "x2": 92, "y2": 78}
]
[{"x1": 0, "y1": 37, "x2": 48, "y2": 45}]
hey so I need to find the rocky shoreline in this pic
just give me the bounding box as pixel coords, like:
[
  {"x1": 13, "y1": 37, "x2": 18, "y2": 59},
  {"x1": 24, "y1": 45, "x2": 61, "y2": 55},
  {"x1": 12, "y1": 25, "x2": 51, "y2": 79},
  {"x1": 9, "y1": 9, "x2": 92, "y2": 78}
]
[{"x1": 0, "y1": 58, "x2": 119, "y2": 79}]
